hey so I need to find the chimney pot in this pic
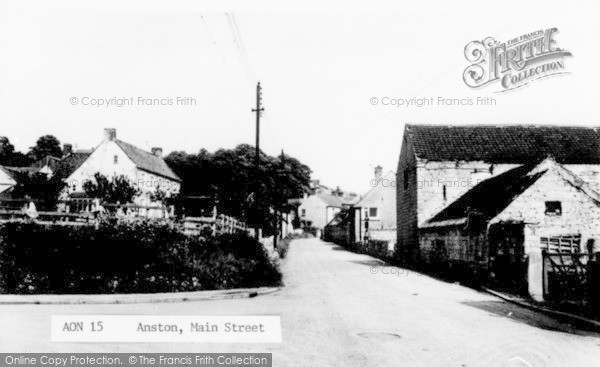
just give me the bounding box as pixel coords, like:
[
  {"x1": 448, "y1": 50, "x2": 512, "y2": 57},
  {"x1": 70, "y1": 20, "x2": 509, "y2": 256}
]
[
  {"x1": 63, "y1": 144, "x2": 73, "y2": 156},
  {"x1": 374, "y1": 165, "x2": 383, "y2": 180},
  {"x1": 104, "y1": 128, "x2": 117, "y2": 141},
  {"x1": 151, "y1": 147, "x2": 163, "y2": 158}
]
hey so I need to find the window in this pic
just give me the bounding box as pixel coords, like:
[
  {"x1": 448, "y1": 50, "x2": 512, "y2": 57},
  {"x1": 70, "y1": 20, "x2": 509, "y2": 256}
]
[
  {"x1": 545, "y1": 201, "x2": 562, "y2": 216},
  {"x1": 113, "y1": 155, "x2": 118, "y2": 164},
  {"x1": 369, "y1": 207, "x2": 378, "y2": 218},
  {"x1": 301, "y1": 209, "x2": 306, "y2": 217}
]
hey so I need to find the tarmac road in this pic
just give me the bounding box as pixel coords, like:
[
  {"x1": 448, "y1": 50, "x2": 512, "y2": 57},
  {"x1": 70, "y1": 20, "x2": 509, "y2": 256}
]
[{"x1": 2, "y1": 238, "x2": 600, "y2": 366}]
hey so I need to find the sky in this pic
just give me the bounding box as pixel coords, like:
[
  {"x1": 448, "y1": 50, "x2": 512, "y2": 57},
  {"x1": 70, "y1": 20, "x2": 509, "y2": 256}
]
[{"x1": 1, "y1": 0, "x2": 599, "y2": 194}]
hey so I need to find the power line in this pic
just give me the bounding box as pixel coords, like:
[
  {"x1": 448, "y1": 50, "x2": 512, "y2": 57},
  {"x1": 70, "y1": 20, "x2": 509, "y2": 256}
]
[
  {"x1": 226, "y1": 12, "x2": 255, "y2": 80},
  {"x1": 200, "y1": 14, "x2": 229, "y2": 72}
]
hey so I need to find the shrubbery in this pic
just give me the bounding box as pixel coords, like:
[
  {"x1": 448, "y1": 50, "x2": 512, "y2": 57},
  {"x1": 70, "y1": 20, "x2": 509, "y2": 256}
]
[
  {"x1": 0, "y1": 219, "x2": 281, "y2": 294},
  {"x1": 363, "y1": 239, "x2": 391, "y2": 260}
]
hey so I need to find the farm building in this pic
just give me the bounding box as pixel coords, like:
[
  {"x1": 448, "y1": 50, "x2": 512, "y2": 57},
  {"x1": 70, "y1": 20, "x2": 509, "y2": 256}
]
[{"x1": 396, "y1": 124, "x2": 600, "y2": 302}]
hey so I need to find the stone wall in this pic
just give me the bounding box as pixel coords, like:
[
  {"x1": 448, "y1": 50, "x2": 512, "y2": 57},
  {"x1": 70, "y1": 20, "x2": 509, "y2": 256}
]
[
  {"x1": 494, "y1": 167, "x2": 600, "y2": 254},
  {"x1": 415, "y1": 161, "x2": 517, "y2": 226},
  {"x1": 369, "y1": 229, "x2": 396, "y2": 253},
  {"x1": 396, "y1": 136, "x2": 418, "y2": 261}
]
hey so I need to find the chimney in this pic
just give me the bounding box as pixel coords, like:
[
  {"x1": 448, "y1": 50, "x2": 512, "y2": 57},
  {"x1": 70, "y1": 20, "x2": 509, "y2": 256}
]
[
  {"x1": 63, "y1": 143, "x2": 73, "y2": 157},
  {"x1": 151, "y1": 147, "x2": 163, "y2": 158},
  {"x1": 374, "y1": 165, "x2": 383, "y2": 180},
  {"x1": 104, "y1": 128, "x2": 117, "y2": 141}
]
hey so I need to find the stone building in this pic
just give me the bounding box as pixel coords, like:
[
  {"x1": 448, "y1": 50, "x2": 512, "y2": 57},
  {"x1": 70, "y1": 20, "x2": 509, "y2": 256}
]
[
  {"x1": 66, "y1": 128, "x2": 181, "y2": 206},
  {"x1": 297, "y1": 193, "x2": 348, "y2": 230},
  {"x1": 355, "y1": 168, "x2": 396, "y2": 247},
  {"x1": 419, "y1": 158, "x2": 600, "y2": 300},
  {"x1": 396, "y1": 124, "x2": 600, "y2": 264}
]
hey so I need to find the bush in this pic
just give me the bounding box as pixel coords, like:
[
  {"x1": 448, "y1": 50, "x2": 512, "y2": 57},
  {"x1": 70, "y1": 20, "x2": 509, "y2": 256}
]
[
  {"x1": 0, "y1": 219, "x2": 281, "y2": 294},
  {"x1": 364, "y1": 239, "x2": 391, "y2": 260}
]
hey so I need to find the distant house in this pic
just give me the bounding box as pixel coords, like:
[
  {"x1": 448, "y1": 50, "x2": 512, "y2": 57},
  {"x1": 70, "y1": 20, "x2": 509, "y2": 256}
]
[
  {"x1": 0, "y1": 166, "x2": 17, "y2": 195},
  {"x1": 30, "y1": 155, "x2": 61, "y2": 177},
  {"x1": 0, "y1": 166, "x2": 45, "y2": 194},
  {"x1": 357, "y1": 168, "x2": 396, "y2": 230},
  {"x1": 0, "y1": 166, "x2": 48, "y2": 209},
  {"x1": 56, "y1": 149, "x2": 93, "y2": 179},
  {"x1": 354, "y1": 167, "x2": 397, "y2": 248},
  {"x1": 420, "y1": 158, "x2": 600, "y2": 301},
  {"x1": 397, "y1": 124, "x2": 600, "y2": 264},
  {"x1": 322, "y1": 167, "x2": 397, "y2": 256},
  {"x1": 28, "y1": 144, "x2": 91, "y2": 178},
  {"x1": 297, "y1": 193, "x2": 348, "y2": 230},
  {"x1": 66, "y1": 128, "x2": 181, "y2": 206}
]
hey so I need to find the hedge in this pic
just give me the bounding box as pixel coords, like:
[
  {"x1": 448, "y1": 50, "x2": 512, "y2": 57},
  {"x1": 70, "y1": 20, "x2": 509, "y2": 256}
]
[{"x1": 0, "y1": 219, "x2": 281, "y2": 294}]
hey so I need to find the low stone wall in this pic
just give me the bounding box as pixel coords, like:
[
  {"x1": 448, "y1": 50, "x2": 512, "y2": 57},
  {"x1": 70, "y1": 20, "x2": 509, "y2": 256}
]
[
  {"x1": 363, "y1": 239, "x2": 392, "y2": 260},
  {"x1": 368, "y1": 229, "x2": 396, "y2": 255}
]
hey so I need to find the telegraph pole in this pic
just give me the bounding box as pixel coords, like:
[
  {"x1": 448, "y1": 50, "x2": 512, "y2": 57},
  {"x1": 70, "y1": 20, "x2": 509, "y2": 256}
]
[
  {"x1": 252, "y1": 82, "x2": 264, "y2": 241},
  {"x1": 274, "y1": 149, "x2": 285, "y2": 249}
]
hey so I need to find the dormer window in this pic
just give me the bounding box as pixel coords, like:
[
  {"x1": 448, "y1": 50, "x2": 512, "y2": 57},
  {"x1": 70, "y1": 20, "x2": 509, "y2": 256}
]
[{"x1": 545, "y1": 201, "x2": 562, "y2": 216}]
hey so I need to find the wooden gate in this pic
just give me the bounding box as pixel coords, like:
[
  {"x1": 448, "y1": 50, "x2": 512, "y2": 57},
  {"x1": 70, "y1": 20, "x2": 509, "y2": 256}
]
[{"x1": 541, "y1": 235, "x2": 590, "y2": 308}]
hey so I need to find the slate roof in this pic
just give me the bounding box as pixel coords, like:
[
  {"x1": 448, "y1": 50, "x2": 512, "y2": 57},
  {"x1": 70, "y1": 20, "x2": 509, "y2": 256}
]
[
  {"x1": 425, "y1": 158, "x2": 600, "y2": 226},
  {"x1": 115, "y1": 140, "x2": 180, "y2": 181},
  {"x1": 0, "y1": 166, "x2": 17, "y2": 180},
  {"x1": 355, "y1": 171, "x2": 395, "y2": 207},
  {"x1": 55, "y1": 151, "x2": 92, "y2": 178},
  {"x1": 1, "y1": 166, "x2": 40, "y2": 176},
  {"x1": 425, "y1": 162, "x2": 545, "y2": 224},
  {"x1": 316, "y1": 193, "x2": 346, "y2": 207},
  {"x1": 31, "y1": 155, "x2": 62, "y2": 170},
  {"x1": 405, "y1": 125, "x2": 600, "y2": 164}
]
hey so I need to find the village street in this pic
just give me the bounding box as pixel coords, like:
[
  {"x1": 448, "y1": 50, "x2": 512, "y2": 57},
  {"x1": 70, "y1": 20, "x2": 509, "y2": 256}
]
[{"x1": 2, "y1": 238, "x2": 600, "y2": 366}]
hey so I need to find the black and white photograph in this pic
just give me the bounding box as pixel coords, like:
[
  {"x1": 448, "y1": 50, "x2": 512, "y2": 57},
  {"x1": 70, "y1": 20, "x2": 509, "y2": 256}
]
[{"x1": 1, "y1": 0, "x2": 600, "y2": 366}]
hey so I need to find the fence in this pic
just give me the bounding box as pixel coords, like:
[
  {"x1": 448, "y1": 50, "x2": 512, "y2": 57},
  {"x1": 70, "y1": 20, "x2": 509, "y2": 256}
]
[
  {"x1": 542, "y1": 249, "x2": 600, "y2": 316},
  {"x1": 59, "y1": 198, "x2": 174, "y2": 219},
  {"x1": 183, "y1": 207, "x2": 249, "y2": 237},
  {"x1": 0, "y1": 196, "x2": 174, "y2": 226}
]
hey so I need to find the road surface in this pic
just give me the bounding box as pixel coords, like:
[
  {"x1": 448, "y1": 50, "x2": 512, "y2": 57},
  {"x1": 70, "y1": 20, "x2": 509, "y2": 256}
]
[{"x1": 2, "y1": 238, "x2": 600, "y2": 366}]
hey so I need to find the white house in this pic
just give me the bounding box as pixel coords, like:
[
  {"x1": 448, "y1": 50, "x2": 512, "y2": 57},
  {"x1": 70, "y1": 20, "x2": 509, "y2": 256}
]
[
  {"x1": 298, "y1": 193, "x2": 349, "y2": 230},
  {"x1": 66, "y1": 128, "x2": 181, "y2": 206},
  {"x1": 355, "y1": 168, "x2": 397, "y2": 248}
]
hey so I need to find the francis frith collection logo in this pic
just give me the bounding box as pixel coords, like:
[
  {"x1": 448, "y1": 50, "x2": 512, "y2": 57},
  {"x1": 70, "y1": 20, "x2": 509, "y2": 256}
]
[{"x1": 463, "y1": 28, "x2": 572, "y2": 92}]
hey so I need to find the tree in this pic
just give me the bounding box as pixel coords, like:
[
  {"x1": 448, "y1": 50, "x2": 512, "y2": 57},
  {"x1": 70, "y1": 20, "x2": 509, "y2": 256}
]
[
  {"x1": 0, "y1": 137, "x2": 15, "y2": 159},
  {"x1": 165, "y1": 144, "x2": 312, "y2": 230},
  {"x1": 83, "y1": 173, "x2": 140, "y2": 204},
  {"x1": 149, "y1": 186, "x2": 178, "y2": 206},
  {"x1": 0, "y1": 136, "x2": 32, "y2": 167},
  {"x1": 28, "y1": 135, "x2": 62, "y2": 162},
  {"x1": 111, "y1": 176, "x2": 140, "y2": 204},
  {"x1": 10, "y1": 171, "x2": 66, "y2": 211}
]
